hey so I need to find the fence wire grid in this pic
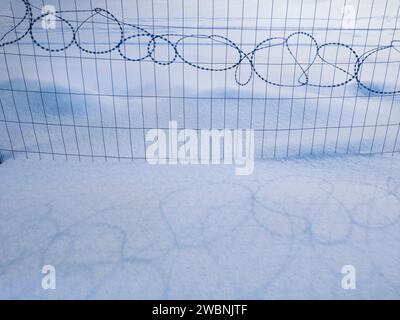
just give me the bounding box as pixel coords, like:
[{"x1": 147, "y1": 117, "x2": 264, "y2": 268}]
[{"x1": 1, "y1": 0, "x2": 400, "y2": 162}]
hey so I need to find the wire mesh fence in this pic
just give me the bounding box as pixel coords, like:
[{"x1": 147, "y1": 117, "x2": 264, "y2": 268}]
[{"x1": 0, "y1": 0, "x2": 400, "y2": 162}]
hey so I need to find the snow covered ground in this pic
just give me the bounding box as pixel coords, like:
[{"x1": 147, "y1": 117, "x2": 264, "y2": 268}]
[{"x1": 0, "y1": 155, "x2": 400, "y2": 299}]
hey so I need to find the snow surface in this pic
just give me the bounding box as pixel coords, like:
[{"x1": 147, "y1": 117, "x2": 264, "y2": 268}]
[
  {"x1": 1, "y1": 0, "x2": 400, "y2": 299},
  {"x1": 0, "y1": 155, "x2": 400, "y2": 299}
]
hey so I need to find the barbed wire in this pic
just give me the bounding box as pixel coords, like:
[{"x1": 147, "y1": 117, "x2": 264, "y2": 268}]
[{"x1": 1, "y1": 0, "x2": 399, "y2": 94}]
